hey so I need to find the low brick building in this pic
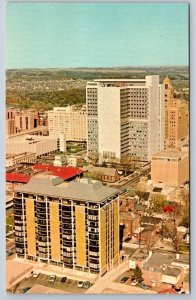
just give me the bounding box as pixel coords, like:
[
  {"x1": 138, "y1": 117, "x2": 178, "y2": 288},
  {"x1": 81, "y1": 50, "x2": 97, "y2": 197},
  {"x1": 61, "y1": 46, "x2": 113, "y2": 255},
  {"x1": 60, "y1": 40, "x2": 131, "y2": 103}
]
[{"x1": 83, "y1": 166, "x2": 119, "y2": 183}]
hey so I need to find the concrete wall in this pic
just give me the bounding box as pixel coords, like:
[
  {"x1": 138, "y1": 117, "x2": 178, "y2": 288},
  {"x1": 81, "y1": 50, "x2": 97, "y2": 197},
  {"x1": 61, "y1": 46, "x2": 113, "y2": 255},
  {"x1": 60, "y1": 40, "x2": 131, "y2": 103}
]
[{"x1": 151, "y1": 154, "x2": 189, "y2": 186}]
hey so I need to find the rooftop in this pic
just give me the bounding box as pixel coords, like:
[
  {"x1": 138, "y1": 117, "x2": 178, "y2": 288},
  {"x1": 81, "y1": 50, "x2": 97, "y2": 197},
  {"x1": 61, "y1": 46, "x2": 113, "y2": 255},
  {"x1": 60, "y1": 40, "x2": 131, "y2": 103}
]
[
  {"x1": 33, "y1": 164, "x2": 83, "y2": 180},
  {"x1": 6, "y1": 173, "x2": 31, "y2": 183},
  {"x1": 162, "y1": 266, "x2": 181, "y2": 277},
  {"x1": 152, "y1": 148, "x2": 187, "y2": 159},
  {"x1": 143, "y1": 251, "x2": 175, "y2": 272},
  {"x1": 83, "y1": 166, "x2": 117, "y2": 176},
  {"x1": 6, "y1": 152, "x2": 34, "y2": 159},
  {"x1": 94, "y1": 79, "x2": 146, "y2": 82},
  {"x1": 141, "y1": 216, "x2": 162, "y2": 225},
  {"x1": 130, "y1": 248, "x2": 150, "y2": 261},
  {"x1": 142, "y1": 251, "x2": 189, "y2": 273},
  {"x1": 14, "y1": 174, "x2": 118, "y2": 203}
]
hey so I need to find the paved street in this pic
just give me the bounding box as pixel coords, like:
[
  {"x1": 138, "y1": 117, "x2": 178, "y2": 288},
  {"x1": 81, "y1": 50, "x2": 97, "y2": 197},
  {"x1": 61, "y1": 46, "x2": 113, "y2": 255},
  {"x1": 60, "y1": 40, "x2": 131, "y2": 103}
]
[
  {"x1": 86, "y1": 260, "x2": 156, "y2": 294},
  {"x1": 103, "y1": 282, "x2": 157, "y2": 294}
]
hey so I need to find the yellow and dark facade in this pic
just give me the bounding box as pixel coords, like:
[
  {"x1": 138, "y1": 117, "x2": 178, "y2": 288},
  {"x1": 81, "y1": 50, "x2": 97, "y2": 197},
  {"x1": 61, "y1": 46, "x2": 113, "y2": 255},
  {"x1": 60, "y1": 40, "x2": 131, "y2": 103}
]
[{"x1": 13, "y1": 177, "x2": 120, "y2": 276}]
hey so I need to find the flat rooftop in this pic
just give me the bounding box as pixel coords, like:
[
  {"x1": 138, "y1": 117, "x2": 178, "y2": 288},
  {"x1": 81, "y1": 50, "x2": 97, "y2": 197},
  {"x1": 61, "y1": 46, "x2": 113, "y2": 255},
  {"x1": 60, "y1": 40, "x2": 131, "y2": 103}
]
[
  {"x1": 94, "y1": 79, "x2": 146, "y2": 82},
  {"x1": 130, "y1": 248, "x2": 150, "y2": 261},
  {"x1": 6, "y1": 152, "x2": 34, "y2": 159},
  {"x1": 152, "y1": 148, "x2": 187, "y2": 159},
  {"x1": 142, "y1": 251, "x2": 189, "y2": 272},
  {"x1": 14, "y1": 174, "x2": 118, "y2": 203}
]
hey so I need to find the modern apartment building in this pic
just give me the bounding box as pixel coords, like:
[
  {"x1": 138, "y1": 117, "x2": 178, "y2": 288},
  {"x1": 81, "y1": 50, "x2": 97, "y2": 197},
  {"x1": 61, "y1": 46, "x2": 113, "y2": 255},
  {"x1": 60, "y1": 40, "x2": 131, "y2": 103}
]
[
  {"x1": 48, "y1": 105, "x2": 86, "y2": 142},
  {"x1": 163, "y1": 76, "x2": 189, "y2": 148},
  {"x1": 13, "y1": 175, "x2": 120, "y2": 276},
  {"x1": 86, "y1": 76, "x2": 164, "y2": 162}
]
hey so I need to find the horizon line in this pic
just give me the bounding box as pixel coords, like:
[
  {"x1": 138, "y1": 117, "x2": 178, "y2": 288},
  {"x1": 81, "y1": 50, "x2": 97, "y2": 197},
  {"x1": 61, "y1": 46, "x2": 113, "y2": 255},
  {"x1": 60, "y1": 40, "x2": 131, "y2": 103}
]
[{"x1": 6, "y1": 65, "x2": 189, "y2": 71}]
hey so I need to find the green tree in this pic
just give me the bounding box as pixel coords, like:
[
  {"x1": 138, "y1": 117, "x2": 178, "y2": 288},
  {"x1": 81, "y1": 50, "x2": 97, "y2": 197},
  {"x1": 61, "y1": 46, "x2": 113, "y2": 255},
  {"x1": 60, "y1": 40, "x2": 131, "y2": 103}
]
[
  {"x1": 132, "y1": 265, "x2": 144, "y2": 283},
  {"x1": 150, "y1": 193, "x2": 167, "y2": 213}
]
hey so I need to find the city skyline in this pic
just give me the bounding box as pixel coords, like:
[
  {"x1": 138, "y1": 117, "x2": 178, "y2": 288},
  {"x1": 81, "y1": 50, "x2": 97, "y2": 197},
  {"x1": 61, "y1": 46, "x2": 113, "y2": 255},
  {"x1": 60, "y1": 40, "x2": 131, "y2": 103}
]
[{"x1": 6, "y1": 3, "x2": 189, "y2": 69}]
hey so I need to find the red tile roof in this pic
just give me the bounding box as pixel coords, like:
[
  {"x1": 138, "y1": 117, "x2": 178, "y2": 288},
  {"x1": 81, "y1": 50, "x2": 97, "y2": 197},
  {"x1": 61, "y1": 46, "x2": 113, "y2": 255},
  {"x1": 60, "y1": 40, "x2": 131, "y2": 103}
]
[
  {"x1": 6, "y1": 173, "x2": 31, "y2": 183},
  {"x1": 32, "y1": 164, "x2": 83, "y2": 181}
]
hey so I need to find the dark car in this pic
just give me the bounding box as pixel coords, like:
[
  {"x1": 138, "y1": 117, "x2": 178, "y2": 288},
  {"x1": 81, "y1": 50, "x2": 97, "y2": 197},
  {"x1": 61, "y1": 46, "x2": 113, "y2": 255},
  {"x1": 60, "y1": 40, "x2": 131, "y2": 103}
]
[
  {"x1": 120, "y1": 276, "x2": 129, "y2": 283},
  {"x1": 22, "y1": 287, "x2": 31, "y2": 293},
  {"x1": 138, "y1": 282, "x2": 148, "y2": 290},
  {"x1": 61, "y1": 277, "x2": 67, "y2": 283},
  {"x1": 83, "y1": 281, "x2": 91, "y2": 289}
]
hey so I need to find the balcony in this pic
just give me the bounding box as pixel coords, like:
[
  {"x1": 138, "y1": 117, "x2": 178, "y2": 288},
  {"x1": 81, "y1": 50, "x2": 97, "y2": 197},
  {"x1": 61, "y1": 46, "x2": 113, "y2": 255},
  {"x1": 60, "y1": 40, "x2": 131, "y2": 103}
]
[
  {"x1": 38, "y1": 237, "x2": 47, "y2": 242},
  {"x1": 36, "y1": 214, "x2": 47, "y2": 220},
  {"x1": 36, "y1": 202, "x2": 46, "y2": 208},
  {"x1": 89, "y1": 263, "x2": 99, "y2": 269},
  {"x1": 36, "y1": 208, "x2": 46, "y2": 214},
  {"x1": 89, "y1": 251, "x2": 99, "y2": 257},
  {"x1": 89, "y1": 234, "x2": 99, "y2": 241},
  {"x1": 88, "y1": 215, "x2": 99, "y2": 221}
]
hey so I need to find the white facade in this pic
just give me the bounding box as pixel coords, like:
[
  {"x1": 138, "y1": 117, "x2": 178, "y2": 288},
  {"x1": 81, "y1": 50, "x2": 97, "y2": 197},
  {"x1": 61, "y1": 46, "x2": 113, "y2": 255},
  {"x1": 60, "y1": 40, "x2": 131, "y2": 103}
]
[
  {"x1": 6, "y1": 135, "x2": 59, "y2": 157},
  {"x1": 53, "y1": 155, "x2": 67, "y2": 167},
  {"x1": 48, "y1": 105, "x2": 86, "y2": 142},
  {"x1": 86, "y1": 76, "x2": 165, "y2": 162},
  {"x1": 6, "y1": 152, "x2": 36, "y2": 167},
  {"x1": 66, "y1": 155, "x2": 82, "y2": 167}
]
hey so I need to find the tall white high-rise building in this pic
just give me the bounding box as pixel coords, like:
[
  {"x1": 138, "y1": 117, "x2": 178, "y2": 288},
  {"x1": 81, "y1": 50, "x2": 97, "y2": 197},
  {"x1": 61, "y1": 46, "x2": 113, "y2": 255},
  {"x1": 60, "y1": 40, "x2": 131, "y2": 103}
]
[{"x1": 86, "y1": 76, "x2": 165, "y2": 162}]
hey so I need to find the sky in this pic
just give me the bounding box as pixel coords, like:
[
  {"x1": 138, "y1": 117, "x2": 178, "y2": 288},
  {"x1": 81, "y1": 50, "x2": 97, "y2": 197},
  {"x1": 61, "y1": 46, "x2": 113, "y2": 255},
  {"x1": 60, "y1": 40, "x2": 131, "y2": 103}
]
[{"x1": 6, "y1": 3, "x2": 189, "y2": 69}]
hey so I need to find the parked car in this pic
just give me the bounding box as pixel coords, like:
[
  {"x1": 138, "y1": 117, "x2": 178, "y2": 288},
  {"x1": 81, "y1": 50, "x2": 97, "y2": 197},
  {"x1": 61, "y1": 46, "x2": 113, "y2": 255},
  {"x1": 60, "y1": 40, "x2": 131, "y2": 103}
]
[
  {"x1": 49, "y1": 275, "x2": 56, "y2": 283},
  {"x1": 83, "y1": 281, "x2": 91, "y2": 289},
  {"x1": 175, "y1": 287, "x2": 182, "y2": 294},
  {"x1": 32, "y1": 272, "x2": 40, "y2": 278},
  {"x1": 60, "y1": 277, "x2": 67, "y2": 283},
  {"x1": 77, "y1": 281, "x2": 83, "y2": 288},
  {"x1": 22, "y1": 287, "x2": 31, "y2": 293},
  {"x1": 131, "y1": 278, "x2": 138, "y2": 286},
  {"x1": 124, "y1": 237, "x2": 131, "y2": 242},
  {"x1": 120, "y1": 276, "x2": 129, "y2": 283},
  {"x1": 137, "y1": 282, "x2": 148, "y2": 290}
]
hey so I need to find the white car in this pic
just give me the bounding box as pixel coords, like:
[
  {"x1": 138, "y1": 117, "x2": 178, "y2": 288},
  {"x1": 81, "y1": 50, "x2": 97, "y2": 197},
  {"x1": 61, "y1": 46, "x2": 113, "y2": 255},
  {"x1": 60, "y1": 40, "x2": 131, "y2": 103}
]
[
  {"x1": 131, "y1": 279, "x2": 138, "y2": 286},
  {"x1": 49, "y1": 275, "x2": 56, "y2": 283},
  {"x1": 77, "y1": 281, "x2": 83, "y2": 288},
  {"x1": 32, "y1": 272, "x2": 40, "y2": 278}
]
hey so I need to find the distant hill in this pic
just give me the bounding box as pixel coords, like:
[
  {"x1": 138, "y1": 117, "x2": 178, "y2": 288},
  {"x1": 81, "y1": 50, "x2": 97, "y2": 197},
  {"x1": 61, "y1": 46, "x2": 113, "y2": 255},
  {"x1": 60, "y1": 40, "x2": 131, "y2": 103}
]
[{"x1": 6, "y1": 66, "x2": 189, "y2": 110}]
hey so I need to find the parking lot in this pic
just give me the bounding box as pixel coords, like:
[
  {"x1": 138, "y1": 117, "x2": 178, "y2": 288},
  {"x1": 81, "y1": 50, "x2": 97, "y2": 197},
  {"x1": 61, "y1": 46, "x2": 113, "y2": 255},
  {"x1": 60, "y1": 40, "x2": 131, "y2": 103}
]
[
  {"x1": 114, "y1": 269, "x2": 133, "y2": 285},
  {"x1": 12, "y1": 273, "x2": 90, "y2": 294}
]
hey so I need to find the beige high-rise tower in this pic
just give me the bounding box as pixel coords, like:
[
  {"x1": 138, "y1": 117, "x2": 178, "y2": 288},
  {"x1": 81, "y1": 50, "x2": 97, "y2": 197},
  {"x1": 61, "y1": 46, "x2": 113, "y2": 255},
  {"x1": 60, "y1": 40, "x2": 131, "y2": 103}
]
[{"x1": 163, "y1": 76, "x2": 189, "y2": 148}]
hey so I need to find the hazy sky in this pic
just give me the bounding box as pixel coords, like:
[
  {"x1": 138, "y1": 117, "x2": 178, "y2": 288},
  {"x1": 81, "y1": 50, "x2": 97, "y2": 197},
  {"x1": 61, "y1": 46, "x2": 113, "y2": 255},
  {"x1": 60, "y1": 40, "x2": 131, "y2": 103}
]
[{"x1": 6, "y1": 3, "x2": 189, "y2": 69}]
